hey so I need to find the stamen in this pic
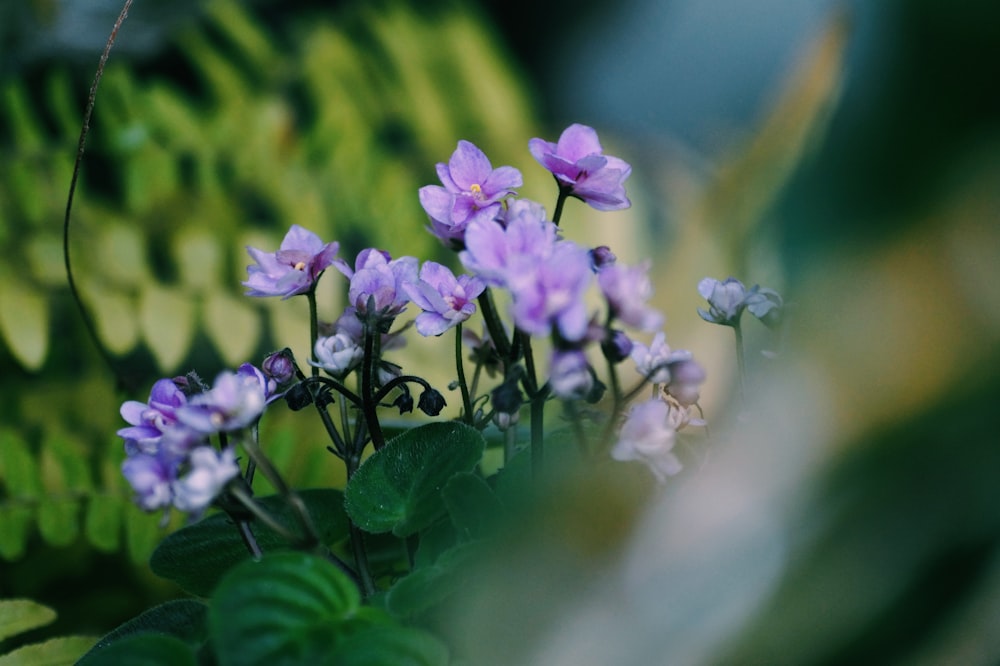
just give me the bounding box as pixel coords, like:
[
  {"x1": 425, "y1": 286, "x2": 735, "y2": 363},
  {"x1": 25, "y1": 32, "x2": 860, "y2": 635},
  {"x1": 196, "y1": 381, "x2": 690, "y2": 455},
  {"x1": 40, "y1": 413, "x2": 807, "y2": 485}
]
[
  {"x1": 470, "y1": 183, "x2": 482, "y2": 194},
  {"x1": 293, "y1": 261, "x2": 307, "y2": 271}
]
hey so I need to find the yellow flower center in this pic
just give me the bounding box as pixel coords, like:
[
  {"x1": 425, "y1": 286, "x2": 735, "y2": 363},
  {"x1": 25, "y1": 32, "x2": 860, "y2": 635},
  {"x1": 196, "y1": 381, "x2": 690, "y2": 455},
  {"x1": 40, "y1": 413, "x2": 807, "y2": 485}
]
[
  {"x1": 293, "y1": 261, "x2": 307, "y2": 271},
  {"x1": 470, "y1": 183, "x2": 482, "y2": 194}
]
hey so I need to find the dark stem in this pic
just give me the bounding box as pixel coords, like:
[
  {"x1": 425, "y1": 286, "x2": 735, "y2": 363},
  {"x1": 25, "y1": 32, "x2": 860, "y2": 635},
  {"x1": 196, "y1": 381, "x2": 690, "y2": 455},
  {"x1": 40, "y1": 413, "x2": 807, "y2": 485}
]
[
  {"x1": 346, "y1": 457, "x2": 376, "y2": 597},
  {"x1": 63, "y1": 0, "x2": 134, "y2": 390},
  {"x1": 734, "y1": 323, "x2": 746, "y2": 405},
  {"x1": 360, "y1": 325, "x2": 386, "y2": 450},
  {"x1": 306, "y1": 288, "x2": 319, "y2": 378},
  {"x1": 477, "y1": 289, "x2": 512, "y2": 360},
  {"x1": 519, "y1": 332, "x2": 544, "y2": 477},
  {"x1": 551, "y1": 186, "x2": 571, "y2": 227},
  {"x1": 455, "y1": 323, "x2": 475, "y2": 425}
]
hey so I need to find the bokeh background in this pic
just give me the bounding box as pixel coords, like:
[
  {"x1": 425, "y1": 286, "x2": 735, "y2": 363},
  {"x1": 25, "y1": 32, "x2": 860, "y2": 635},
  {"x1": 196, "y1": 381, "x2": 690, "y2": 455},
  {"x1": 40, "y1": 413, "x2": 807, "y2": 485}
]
[{"x1": 1, "y1": 0, "x2": 998, "y2": 662}]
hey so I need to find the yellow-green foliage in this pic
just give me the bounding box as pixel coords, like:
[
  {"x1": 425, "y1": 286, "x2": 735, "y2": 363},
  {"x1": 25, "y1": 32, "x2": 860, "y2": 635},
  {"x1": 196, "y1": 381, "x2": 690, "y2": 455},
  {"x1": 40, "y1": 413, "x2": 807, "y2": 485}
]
[{"x1": 0, "y1": 0, "x2": 537, "y2": 562}]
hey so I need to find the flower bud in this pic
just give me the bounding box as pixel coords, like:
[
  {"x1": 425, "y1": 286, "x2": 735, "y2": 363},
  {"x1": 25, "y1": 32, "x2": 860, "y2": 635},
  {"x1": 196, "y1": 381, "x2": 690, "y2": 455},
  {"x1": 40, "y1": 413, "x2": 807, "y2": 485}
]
[
  {"x1": 601, "y1": 329, "x2": 633, "y2": 364},
  {"x1": 262, "y1": 348, "x2": 297, "y2": 385},
  {"x1": 418, "y1": 388, "x2": 447, "y2": 416}
]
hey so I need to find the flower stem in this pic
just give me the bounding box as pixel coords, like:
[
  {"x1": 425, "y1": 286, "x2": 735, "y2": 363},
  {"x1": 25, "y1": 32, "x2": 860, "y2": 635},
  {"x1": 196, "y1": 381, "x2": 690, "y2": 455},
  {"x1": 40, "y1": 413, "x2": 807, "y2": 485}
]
[
  {"x1": 346, "y1": 457, "x2": 376, "y2": 597},
  {"x1": 551, "y1": 186, "x2": 570, "y2": 227},
  {"x1": 734, "y1": 323, "x2": 747, "y2": 405},
  {"x1": 477, "y1": 288, "x2": 512, "y2": 360},
  {"x1": 360, "y1": 326, "x2": 386, "y2": 450},
  {"x1": 455, "y1": 323, "x2": 475, "y2": 425},
  {"x1": 306, "y1": 288, "x2": 320, "y2": 378},
  {"x1": 519, "y1": 332, "x2": 544, "y2": 477}
]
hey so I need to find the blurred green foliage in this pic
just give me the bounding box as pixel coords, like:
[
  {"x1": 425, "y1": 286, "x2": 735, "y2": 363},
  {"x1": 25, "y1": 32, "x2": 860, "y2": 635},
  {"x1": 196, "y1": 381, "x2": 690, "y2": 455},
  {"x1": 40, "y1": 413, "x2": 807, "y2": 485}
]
[{"x1": 0, "y1": 0, "x2": 537, "y2": 639}]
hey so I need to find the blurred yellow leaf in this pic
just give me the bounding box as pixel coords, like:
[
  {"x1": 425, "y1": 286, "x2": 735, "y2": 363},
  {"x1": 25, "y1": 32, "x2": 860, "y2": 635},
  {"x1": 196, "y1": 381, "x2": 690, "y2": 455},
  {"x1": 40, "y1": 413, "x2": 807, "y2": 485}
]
[{"x1": 0, "y1": 271, "x2": 49, "y2": 370}]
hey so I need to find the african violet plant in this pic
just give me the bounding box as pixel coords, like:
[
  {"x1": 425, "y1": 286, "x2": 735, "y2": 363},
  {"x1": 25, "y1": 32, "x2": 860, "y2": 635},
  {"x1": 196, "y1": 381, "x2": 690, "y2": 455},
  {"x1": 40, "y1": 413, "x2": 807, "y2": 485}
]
[{"x1": 68, "y1": 120, "x2": 735, "y2": 664}]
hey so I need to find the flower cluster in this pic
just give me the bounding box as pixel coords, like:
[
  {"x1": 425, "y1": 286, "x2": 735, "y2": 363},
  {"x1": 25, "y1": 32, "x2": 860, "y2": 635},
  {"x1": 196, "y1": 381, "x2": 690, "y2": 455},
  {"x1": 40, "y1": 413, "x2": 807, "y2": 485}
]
[
  {"x1": 118, "y1": 123, "x2": 710, "y2": 519},
  {"x1": 117, "y1": 365, "x2": 275, "y2": 515}
]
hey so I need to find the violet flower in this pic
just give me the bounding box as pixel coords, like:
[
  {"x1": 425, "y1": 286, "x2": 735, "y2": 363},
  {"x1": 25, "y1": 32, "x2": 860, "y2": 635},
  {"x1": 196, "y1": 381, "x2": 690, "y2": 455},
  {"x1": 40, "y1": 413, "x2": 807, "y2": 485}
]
[
  {"x1": 404, "y1": 261, "x2": 485, "y2": 336},
  {"x1": 312, "y1": 332, "x2": 363, "y2": 377},
  {"x1": 121, "y1": 450, "x2": 179, "y2": 512},
  {"x1": 549, "y1": 349, "x2": 594, "y2": 400},
  {"x1": 529, "y1": 124, "x2": 632, "y2": 211},
  {"x1": 597, "y1": 260, "x2": 664, "y2": 331},
  {"x1": 243, "y1": 225, "x2": 340, "y2": 299},
  {"x1": 117, "y1": 378, "x2": 189, "y2": 455},
  {"x1": 340, "y1": 249, "x2": 418, "y2": 321},
  {"x1": 611, "y1": 398, "x2": 681, "y2": 482},
  {"x1": 459, "y1": 207, "x2": 559, "y2": 288},
  {"x1": 171, "y1": 446, "x2": 240, "y2": 514},
  {"x1": 419, "y1": 140, "x2": 522, "y2": 248},
  {"x1": 507, "y1": 240, "x2": 593, "y2": 342},
  {"x1": 175, "y1": 370, "x2": 267, "y2": 435},
  {"x1": 697, "y1": 277, "x2": 749, "y2": 327},
  {"x1": 745, "y1": 286, "x2": 784, "y2": 329}
]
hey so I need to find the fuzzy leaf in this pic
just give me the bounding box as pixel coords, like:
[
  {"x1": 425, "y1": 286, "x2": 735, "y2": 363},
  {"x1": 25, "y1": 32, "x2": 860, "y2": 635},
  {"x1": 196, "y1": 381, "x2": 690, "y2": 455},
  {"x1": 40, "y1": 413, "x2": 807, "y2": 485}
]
[
  {"x1": 442, "y1": 472, "x2": 504, "y2": 541},
  {"x1": 76, "y1": 599, "x2": 207, "y2": 666},
  {"x1": 0, "y1": 599, "x2": 56, "y2": 642},
  {"x1": 327, "y1": 624, "x2": 450, "y2": 666},
  {"x1": 209, "y1": 551, "x2": 360, "y2": 666},
  {"x1": 150, "y1": 489, "x2": 350, "y2": 596},
  {"x1": 75, "y1": 634, "x2": 196, "y2": 666},
  {"x1": 386, "y1": 540, "x2": 481, "y2": 620},
  {"x1": 344, "y1": 422, "x2": 485, "y2": 537}
]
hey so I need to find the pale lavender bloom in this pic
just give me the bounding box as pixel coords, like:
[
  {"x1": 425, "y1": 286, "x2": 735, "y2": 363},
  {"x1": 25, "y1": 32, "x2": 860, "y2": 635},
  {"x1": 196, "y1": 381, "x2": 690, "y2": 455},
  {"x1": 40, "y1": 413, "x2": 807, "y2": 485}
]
[
  {"x1": 664, "y1": 354, "x2": 706, "y2": 406},
  {"x1": 312, "y1": 332, "x2": 363, "y2": 377},
  {"x1": 329, "y1": 307, "x2": 407, "y2": 353},
  {"x1": 745, "y1": 286, "x2": 784, "y2": 329},
  {"x1": 508, "y1": 241, "x2": 593, "y2": 341},
  {"x1": 611, "y1": 398, "x2": 681, "y2": 482},
  {"x1": 343, "y1": 250, "x2": 418, "y2": 318},
  {"x1": 118, "y1": 378, "x2": 194, "y2": 456},
  {"x1": 176, "y1": 370, "x2": 267, "y2": 434},
  {"x1": 122, "y1": 450, "x2": 178, "y2": 512},
  {"x1": 597, "y1": 260, "x2": 664, "y2": 331},
  {"x1": 529, "y1": 124, "x2": 632, "y2": 211},
  {"x1": 261, "y1": 349, "x2": 296, "y2": 386},
  {"x1": 549, "y1": 349, "x2": 593, "y2": 400},
  {"x1": 238, "y1": 362, "x2": 279, "y2": 403},
  {"x1": 630, "y1": 332, "x2": 673, "y2": 384},
  {"x1": 459, "y1": 208, "x2": 558, "y2": 287},
  {"x1": 243, "y1": 225, "x2": 339, "y2": 299},
  {"x1": 495, "y1": 197, "x2": 547, "y2": 229},
  {"x1": 697, "y1": 277, "x2": 749, "y2": 327},
  {"x1": 171, "y1": 446, "x2": 240, "y2": 514},
  {"x1": 419, "y1": 140, "x2": 523, "y2": 247},
  {"x1": 404, "y1": 261, "x2": 485, "y2": 336}
]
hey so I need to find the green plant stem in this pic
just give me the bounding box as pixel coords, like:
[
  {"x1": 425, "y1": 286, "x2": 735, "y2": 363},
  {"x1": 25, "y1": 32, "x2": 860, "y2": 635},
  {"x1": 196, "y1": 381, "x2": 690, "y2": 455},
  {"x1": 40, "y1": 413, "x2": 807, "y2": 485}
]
[
  {"x1": 519, "y1": 332, "x2": 544, "y2": 477},
  {"x1": 306, "y1": 288, "x2": 320, "y2": 378},
  {"x1": 477, "y1": 289, "x2": 512, "y2": 360},
  {"x1": 345, "y1": 458, "x2": 377, "y2": 598},
  {"x1": 734, "y1": 323, "x2": 746, "y2": 405},
  {"x1": 360, "y1": 326, "x2": 386, "y2": 450},
  {"x1": 455, "y1": 323, "x2": 475, "y2": 425}
]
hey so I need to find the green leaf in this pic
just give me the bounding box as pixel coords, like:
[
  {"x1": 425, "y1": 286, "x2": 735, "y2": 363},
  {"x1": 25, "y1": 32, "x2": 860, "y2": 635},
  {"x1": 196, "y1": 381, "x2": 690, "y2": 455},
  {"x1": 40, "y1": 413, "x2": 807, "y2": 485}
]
[
  {"x1": 84, "y1": 282, "x2": 139, "y2": 356},
  {"x1": 36, "y1": 498, "x2": 79, "y2": 548},
  {"x1": 209, "y1": 551, "x2": 360, "y2": 666},
  {"x1": 344, "y1": 422, "x2": 485, "y2": 537},
  {"x1": 0, "y1": 599, "x2": 56, "y2": 642},
  {"x1": 328, "y1": 624, "x2": 450, "y2": 666},
  {"x1": 75, "y1": 634, "x2": 196, "y2": 666},
  {"x1": 76, "y1": 599, "x2": 207, "y2": 666},
  {"x1": 151, "y1": 489, "x2": 350, "y2": 596},
  {"x1": 0, "y1": 506, "x2": 32, "y2": 560},
  {"x1": 84, "y1": 494, "x2": 122, "y2": 553},
  {"x1": 385, "y1": 540, "x2": 481, "y2": 620},
  {"x1": 0, "y1": 270, "x2": 49, "y2": 371},
  {"x1": 139, "y1": 285, "x2": 196, "y2": 372},
  {"x1": 0, "y1": 635, "x2": 98, "y2": 666},
  {"x1": 441, "y1": 472, "x2": 504, "y2": 541},
  {"x1": 202, "y1": 291, "x2": 260, "y2": 367}
]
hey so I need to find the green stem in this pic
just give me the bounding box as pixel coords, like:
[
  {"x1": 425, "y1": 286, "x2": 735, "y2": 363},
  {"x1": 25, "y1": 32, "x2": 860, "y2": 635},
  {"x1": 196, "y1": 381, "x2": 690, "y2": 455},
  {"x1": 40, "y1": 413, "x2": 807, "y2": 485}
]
[
  {"x1": 477, "y1": 289, "x2": 512, "y2": 360},
  {"x1": 306, "y1": 288, "x2": 320, "y2": 378},
  {"x1": 519, "y1": 332, "x2": 544, "y2": 477},
  {"x1": 734, "y1": 323, "x2": 746, "y2": 405},
  {"x1": 346, "y1": 457, "x2": 377, "y2": 597},
  {"x1": 360, "y1": 325, "x2": 386, "y2": 450},
  {"x1": 455, "y1": 323, "x2": 475, "y2": 425}
]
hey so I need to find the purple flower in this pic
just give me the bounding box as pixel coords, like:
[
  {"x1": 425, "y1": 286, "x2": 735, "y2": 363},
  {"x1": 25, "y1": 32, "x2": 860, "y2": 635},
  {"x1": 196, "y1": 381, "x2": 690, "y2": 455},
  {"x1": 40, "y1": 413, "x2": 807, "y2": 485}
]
[
  {"x1": 118, "y1": 378, "x2": 198, "y2": 456},
  {"x1": 459, "y1": 207, "x2": 559, "y2": 288},
  {"x1": 404, "y1": 262, "x2": 485, "y2": 336},
  {"x1": 243, "y1": 225, "x2": 340, "y2": 299},
  {"x1": 172, "y1": 446, "x2": 240, "y2": 514},
  {"x1": 419, "y1": 140, "x2": 523, "y2": 247},
  {"x1": 630, "y1": 333, "x2": 705, "y2": 405},
  {"x1": 630, "y1": 332, "x2": 675, "y2": 384},
  {"x1": 508, "y1": 240, "x2": 593, "y2": 342},
  {"x1": 175, "y1": 370, "x2": 267, "y2": 434},
  {"x1": 549, "y1": 349, "x2": 594, "y2": 400},
  {"x1": 529, "y1": 124, "x2": 632, "y2": 211},
  {"x1": 262, "y1": 349, "x2": 297, "y2": 386},
  {"x1": 340, "y1": 249, "x2": 418, "y2": 320},
  {"x1": 697, "y1": 277, "x2": 749, "y2": 327},
  {"x1": 611, "y1": 399, "x2": 681, "y2": 482},
  {"x1": 597, "y1": 260, "x2": 664, "y2": 331},
  {"x1": 122, "y1": 450, "x2": 179, "y2": 512}
]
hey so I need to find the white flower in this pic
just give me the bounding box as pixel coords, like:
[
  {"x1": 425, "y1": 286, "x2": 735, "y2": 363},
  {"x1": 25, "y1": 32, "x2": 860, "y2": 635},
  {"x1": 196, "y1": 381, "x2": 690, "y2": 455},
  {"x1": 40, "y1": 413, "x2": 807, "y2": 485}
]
[
  {"x1": 631, "y1": 332, "x2": 673, "y2": 384},
  {"x1": 172, "y1": 446, "x2": 240, "y2": 513},
  {"x1": 611, "y1": 399, "x2": 681, "y2": 482},
  {"x1": 312, "y1": 332, "x2": 364, "y2": 377}
]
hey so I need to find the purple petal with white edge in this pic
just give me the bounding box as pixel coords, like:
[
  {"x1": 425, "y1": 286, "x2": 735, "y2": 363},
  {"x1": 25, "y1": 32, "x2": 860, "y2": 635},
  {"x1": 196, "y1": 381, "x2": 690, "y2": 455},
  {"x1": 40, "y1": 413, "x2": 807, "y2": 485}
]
[
  {"x1": 414, "y1": 312, "x2": 452, "y2": 337},
  {"x1": 419, "y1": 261, "x2": 458, "y2": 291}
]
